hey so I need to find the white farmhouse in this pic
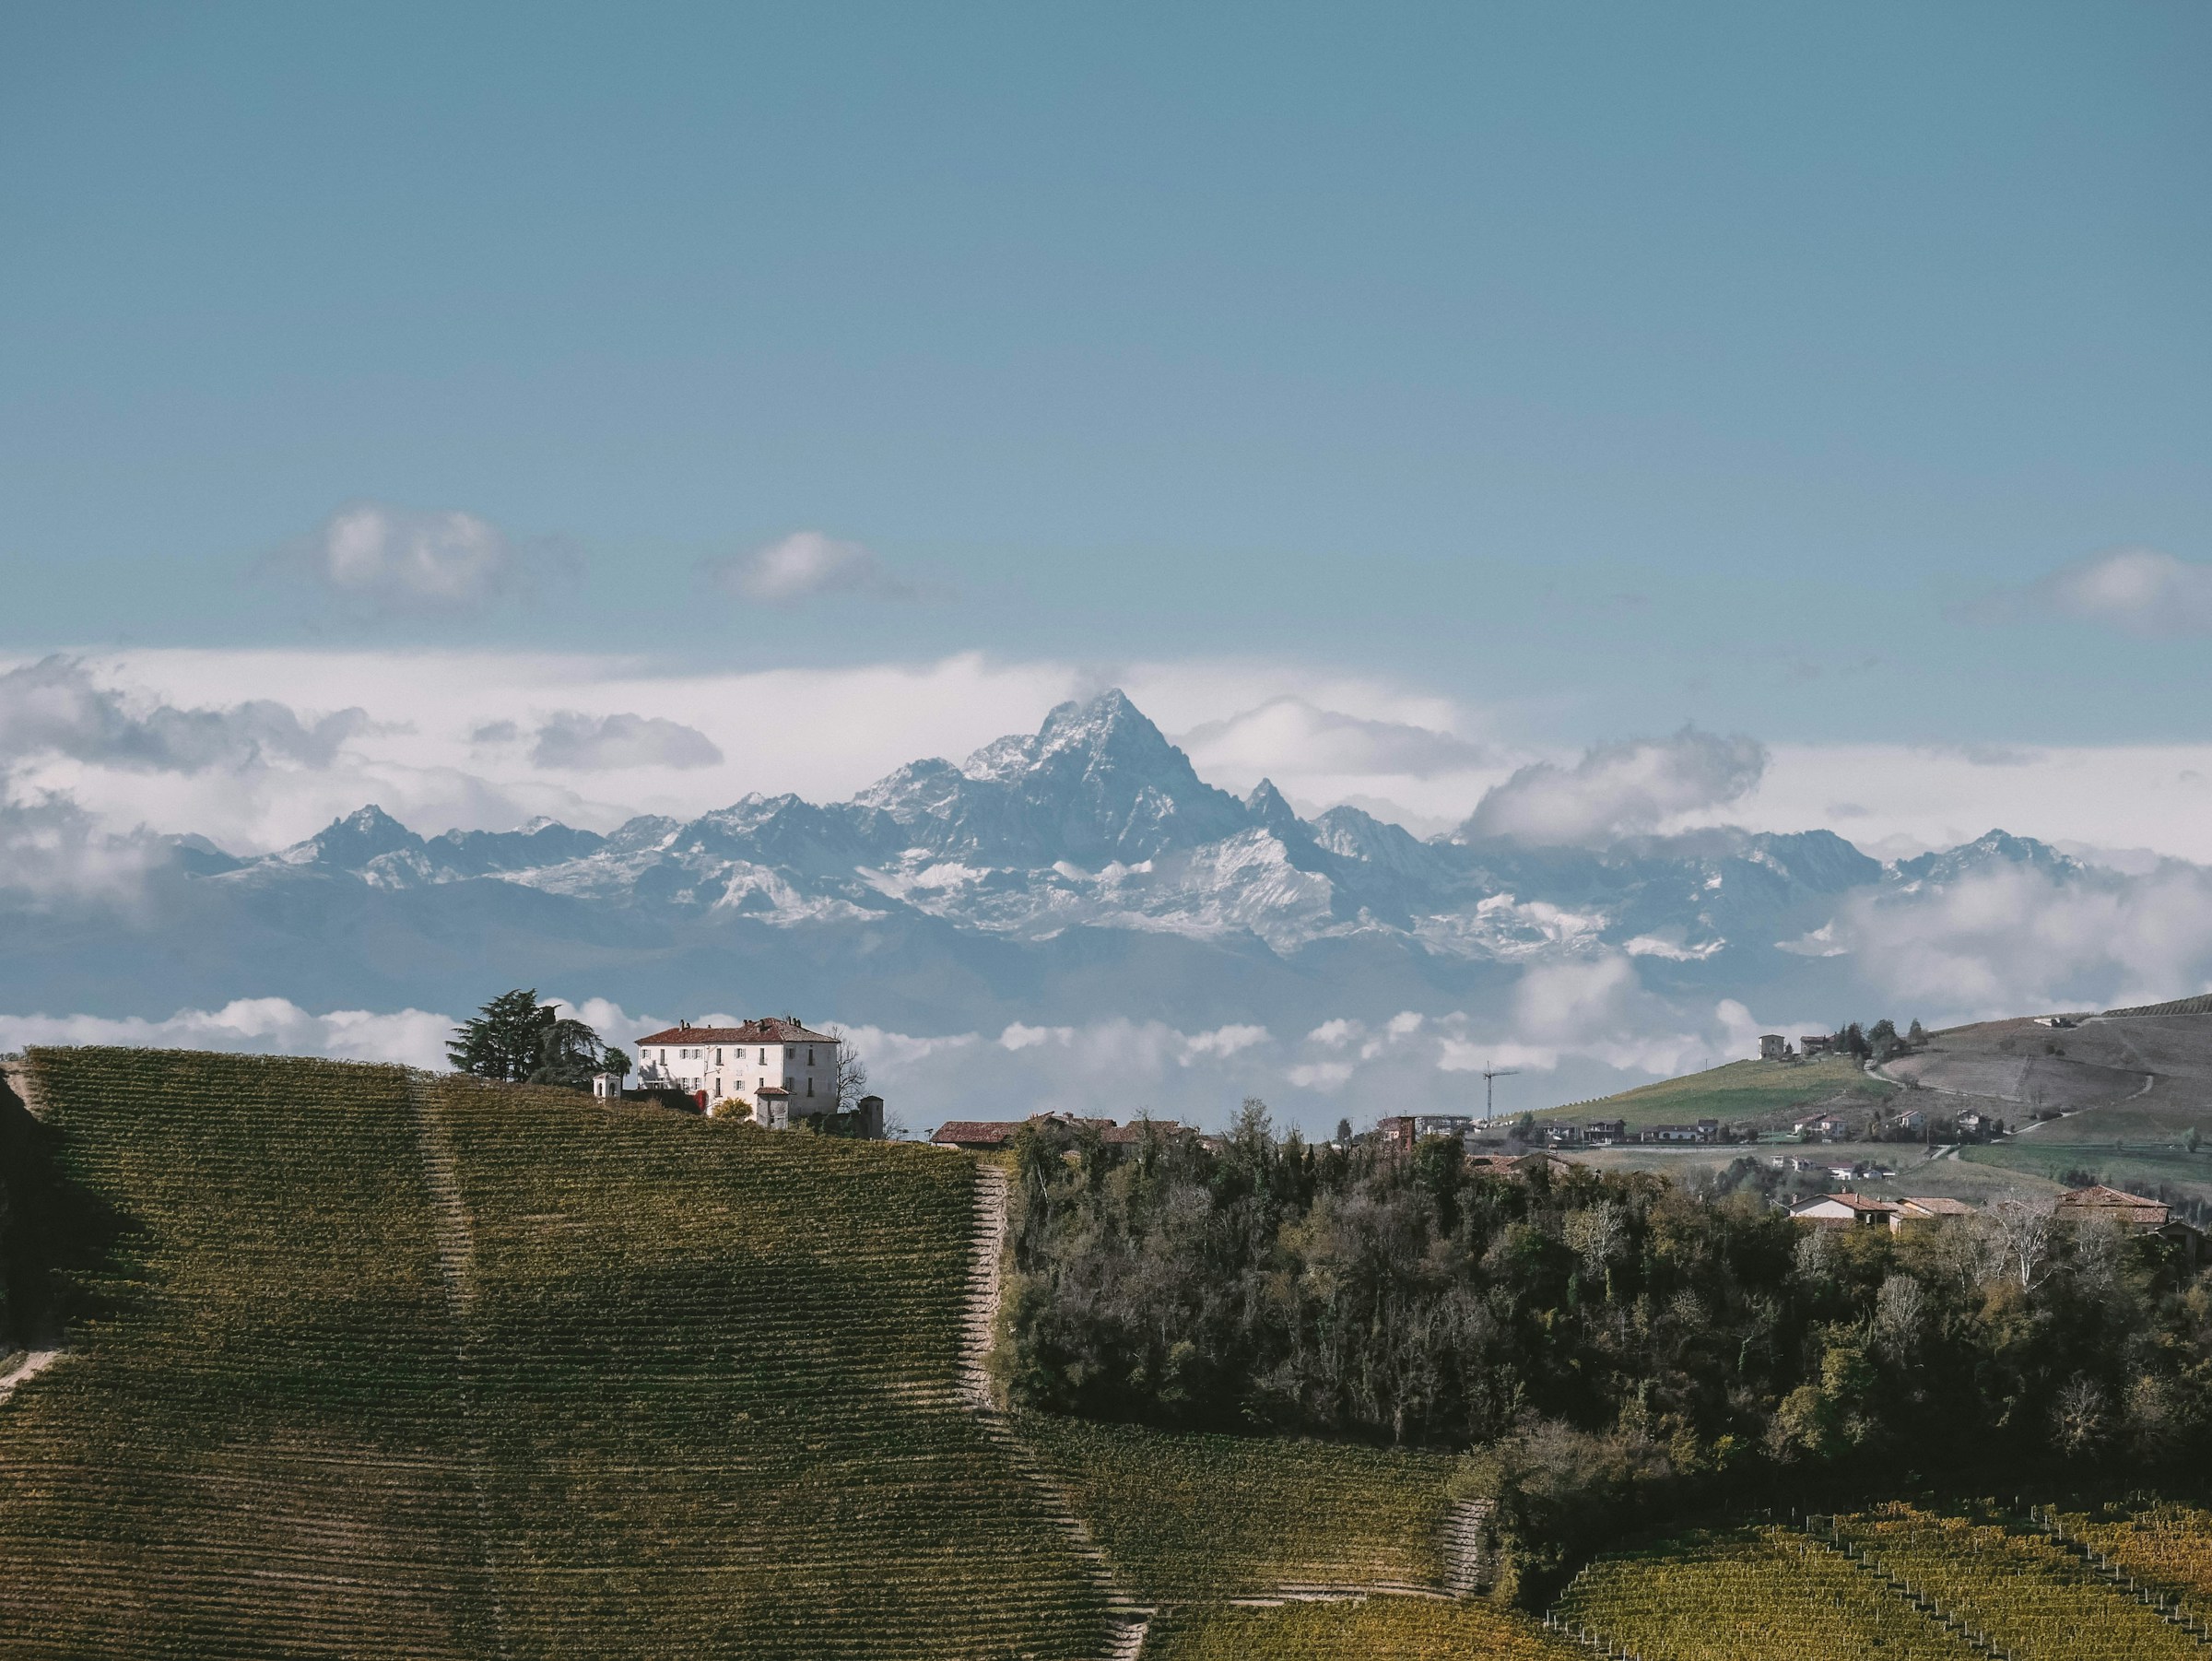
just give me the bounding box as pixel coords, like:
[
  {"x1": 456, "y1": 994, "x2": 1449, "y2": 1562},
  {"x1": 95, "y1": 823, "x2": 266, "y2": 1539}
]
[{"x1": 634, "y1": 1017, "x2": 840, "y2": 1125}]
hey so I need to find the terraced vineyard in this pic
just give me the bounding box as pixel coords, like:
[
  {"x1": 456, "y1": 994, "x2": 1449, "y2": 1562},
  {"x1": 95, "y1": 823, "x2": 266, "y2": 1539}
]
[
  {"x1": 1147, "y1": 1596, "x2": 1575, "y2": 1660},
  {"x1": 0, "y1": 1048, "x2": 1106, "y2": 1659},
  {"x1": 1551, "y1": 1526, "x2": 1988, "y2": 1661},
  {"x1": 1831, "y1": 1503, "x2": 2207, "y2": 1661},
  {"x1": 1016, "y1": 1411, "x2": 1459, "y2": 1607},
  {"x1": 2050, "y1": 1500, "x2": 2212, "y2": 1621}
]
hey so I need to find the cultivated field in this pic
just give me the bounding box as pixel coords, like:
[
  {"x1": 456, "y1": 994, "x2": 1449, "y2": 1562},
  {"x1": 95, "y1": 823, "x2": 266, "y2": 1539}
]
[
  {"x1": 1558, "y1": 1506, "x2": 2212, "y2": 1661},
  {"x1": 1016, "y1": 1412, "x2": 1458, "y2": 1605},
  {"x1": 1147, "y1": 1596, "x2": 1574, "y2": 1659},
  {"x1": 0, "y1": 1048, "x2": 1107, "y2": 1659},
  {"x1": 1536, "y1": 1054, "x2": 1891, "y2": 1133}
]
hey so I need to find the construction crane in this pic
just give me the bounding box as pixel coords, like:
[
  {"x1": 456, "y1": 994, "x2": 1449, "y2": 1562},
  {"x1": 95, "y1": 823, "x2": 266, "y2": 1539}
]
[{"x1": 1482, "y1": 1066, "x2": 1521, "y2": 1121}]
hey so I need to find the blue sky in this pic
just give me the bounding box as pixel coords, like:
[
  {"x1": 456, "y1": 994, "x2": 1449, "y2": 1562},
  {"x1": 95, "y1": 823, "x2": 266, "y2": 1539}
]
[{"x1": 2, "y1": 3, "x2": 2207, "y2": 750}]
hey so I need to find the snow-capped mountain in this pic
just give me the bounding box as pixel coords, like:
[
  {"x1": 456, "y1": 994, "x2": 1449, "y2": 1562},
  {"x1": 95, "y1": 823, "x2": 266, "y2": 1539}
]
[
  {"x1": 0, "y1": 689, "x2": 2120, "y2": 1125},
  {"x1": 206, "y1": 690, "x2": 1893, "y2": 965}
]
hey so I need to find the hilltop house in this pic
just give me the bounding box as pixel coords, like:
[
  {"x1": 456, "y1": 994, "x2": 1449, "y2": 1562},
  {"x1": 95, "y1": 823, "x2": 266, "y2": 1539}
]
[
  {"x1": 634, "y1": 1017, "x2": 840, "y2": 1125},
  {"x1": 1759, "y1": 1034, "x2": 1791, "y2": 1061},
  {"x1": 2057, "y1": 1185, "x2": 2168, "y2": 1228}
]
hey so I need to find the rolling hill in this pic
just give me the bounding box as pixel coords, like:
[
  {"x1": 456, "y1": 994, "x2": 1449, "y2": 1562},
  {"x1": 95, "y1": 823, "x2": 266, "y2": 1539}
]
[{"x1": 7, "y1": 1044, "x2": 2212, "y2": 1658}]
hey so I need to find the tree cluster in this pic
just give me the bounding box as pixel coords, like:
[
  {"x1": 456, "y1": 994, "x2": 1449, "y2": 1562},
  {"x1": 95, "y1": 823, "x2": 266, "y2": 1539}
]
[
  {"x1": 1003, "y1": 1105, "x2": 2212, "y2": 1600},
  {"x1": 447, "y1": 989, "x2": 628, "y2": 1089}
]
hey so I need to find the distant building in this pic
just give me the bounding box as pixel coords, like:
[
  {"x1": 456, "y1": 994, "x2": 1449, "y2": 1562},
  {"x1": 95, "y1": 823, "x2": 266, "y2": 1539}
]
[
  {"x1": 1651, "y1": 1120, "x2": 1721, "y2": 1145},
  {"x1": 932, "y1": 1120, "x2": 1022, "y2": 1151},
  {"x1": 1585, "y1": 1118, "x2": 1627, "y2": 1145},
  {"x1": 929, "y1": 1112, "x2": 1186, "y2": 1153},
  {"x1": 1954, "y1": 1111, "x2": 1992, "y2": 1137},
  {"x1": 1759, "y1": 1034, "x2": 1791, "y2": 1061},
  {"x1": 1794, "y1": 1113, "x2": 1847, "y2": 1140},
  {"x1": 634, "y1": 1017, "x2": 840, "y2": 1124},
  {"x1": 1889, "y1": 1196, "x2": 1975, "y2": 1231},
  {"x1": 1414, "y1": 1113, "x2": 1479, "y2": 1139},
  {"x1": 1800, "y1": 1035, "x2": 1834, "y2": 1055},
  {"x1": 1376, "y1": 1116, "x2": 1418, "y2": 1156},
  {"x1": 2056, "y1": 1185, "x2": 2168, "y2": 1228},
  {"x1": 1790, "y1": 1192, "x2": 1896, "y2": 1229},
  {"x1": 1468, "y1": 1151, "x2": 1582, "y2": 1182}
]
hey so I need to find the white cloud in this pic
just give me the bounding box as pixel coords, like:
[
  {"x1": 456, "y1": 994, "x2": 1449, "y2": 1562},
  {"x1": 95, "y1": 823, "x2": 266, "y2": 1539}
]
[
  {"x1": 1179, "y1": 698, "x2": 1489, "y2": 781},
  {"x1": 1464, "y1": 727, "x2": 1766, "y2": 846},
  {"x1": 2033, "y1": 547, "x2": 2212, "y2": 637},
  {"x1": 1812, "y1": 862, "x2": 2212, "y2": 1019},
  {"x1": 528, "y1": 712, "x2": 724, "y2": 771},
  {"x1": 0, "y1": 998, "x2": 456, "y2": 1069},
  {"x1": 1182, "y1": 1023, "x2": 1270, "y2": 1062},
  {"x1": 287, "y1": 501, "x2": 536, "y2": 613},
  {"x1": 0, "y1": 655, "x2": 369, "y2": 772},
  {"x1": 712, "y1": 531, "x2": 912, "y2": 604},
  {"x1": 0, "y1": 788, "x2": 167, "y2": 903}
]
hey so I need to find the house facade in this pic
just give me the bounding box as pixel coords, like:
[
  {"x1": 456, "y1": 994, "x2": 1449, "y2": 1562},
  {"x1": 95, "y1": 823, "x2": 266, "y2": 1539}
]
[{"x1": 633, "y1": 1017, "x2": 840, "y2": 1124}]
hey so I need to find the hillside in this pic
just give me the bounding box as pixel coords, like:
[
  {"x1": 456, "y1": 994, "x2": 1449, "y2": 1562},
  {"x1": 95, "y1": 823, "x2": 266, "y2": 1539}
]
[
  {"x1": 1536, "y1": 1053, "x2": 1892, "y2": 1133},
  {"x1": 0, "y1": 1048, "x2": 1105, "y2": 1658},
  {"x1": 10, "y1": 1045, "x2": 2212, "y2": 1658}
]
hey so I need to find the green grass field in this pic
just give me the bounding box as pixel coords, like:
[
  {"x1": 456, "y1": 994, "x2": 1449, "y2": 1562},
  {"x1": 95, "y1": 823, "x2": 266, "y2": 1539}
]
[
  {"x1": 0, "y1": 1048, "x2": 1107, "y2": 1659},
  {"x1": 1536, "y1": 1055, "x2": 1891, "y2": 1132},
  {"x1": 1959, "y1": 1137, "x2": 2212, "y2": 1201}
]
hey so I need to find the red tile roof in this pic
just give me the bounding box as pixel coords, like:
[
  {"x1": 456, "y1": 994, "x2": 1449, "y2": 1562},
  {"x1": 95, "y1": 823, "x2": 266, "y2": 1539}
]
[
  {"x1": 1795, "y1": 1192, "x2": 1896, "y2": 1215},
  {"x1": 636, "y1": 1018, "x2": 837, "y2": 1046},
  {"x1": 933, "y1": 1121, "x2": 1021, "y2": 1147},
  {"x1": 2058, "y1": 1184, "x2": 2166, "y2": 1214}
]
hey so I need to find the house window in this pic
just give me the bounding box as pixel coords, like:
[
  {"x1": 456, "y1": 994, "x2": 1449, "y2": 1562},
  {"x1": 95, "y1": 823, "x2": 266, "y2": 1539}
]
[{"x1": 806, "y1": 1078, "x2": 814, "y2": 1097}]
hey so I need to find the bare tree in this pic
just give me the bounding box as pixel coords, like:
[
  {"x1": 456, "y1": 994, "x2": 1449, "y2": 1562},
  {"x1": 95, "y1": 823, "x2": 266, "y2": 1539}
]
[
  {"x1": 1978, "y1": 1196, "x2": 2061, "y2": 1292},
  {"x1": 828, "y1": 1027, "x2": 870, "y2": 1112}
]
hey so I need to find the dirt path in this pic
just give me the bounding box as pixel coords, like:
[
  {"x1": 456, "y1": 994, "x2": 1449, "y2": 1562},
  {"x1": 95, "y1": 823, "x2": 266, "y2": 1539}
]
[
  {"x1": 407, "y1": 1075, "x2": 512, "y2": 1660},
  {"x1": 962, "y1": 1160, "x2": 1152, "y2": 1661},
  {"x1": 1, "y1": 1057, "x2": 43, "y2": 1119},
  {"x1": 0, "y1": 1348, "x2": 64, "y2": 1404}
]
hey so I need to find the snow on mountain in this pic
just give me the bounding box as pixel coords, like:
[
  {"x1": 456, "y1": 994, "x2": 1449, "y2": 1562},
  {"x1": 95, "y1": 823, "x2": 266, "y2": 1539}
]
[
  {"x1": 0, "y1": 689, "x2": 2123, "y2": 1129},
  {"x1": 232, "y1": 692, "x2": 2063, "y2": 968}
]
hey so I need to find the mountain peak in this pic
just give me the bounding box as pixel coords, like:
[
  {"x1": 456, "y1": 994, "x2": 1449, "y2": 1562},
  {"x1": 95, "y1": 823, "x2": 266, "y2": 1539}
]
[
  {"x1": 1245, "y1": 778, "x2": 1302, "y2": 833},
  {"x1": 281, "y1": 804, "x2": 421, "y2": 868}
]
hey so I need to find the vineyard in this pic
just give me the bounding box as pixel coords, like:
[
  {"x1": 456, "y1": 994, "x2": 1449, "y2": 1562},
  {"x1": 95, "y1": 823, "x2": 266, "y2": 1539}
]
[
  {"x1": 1014, "y1": 1411, "x2": 1460, "y2": 1607},
  {"x1": 1830, "y1": 1503, "x2": 2208, "y2": 1661},
  {"x1": 0, "y1": 1048, "x2": 1106, "y2": 1659},
  {"x1": 12, "y1": 1046, "x2": 2212, "y2": 1660},
  {"x1": 2051, "y1": 1500, "x2": 2212, "y2": 1620},
  {"x1": 1552, "y1": 1507, "x2": 2212, "y2": 1661},
  {"x1": 1147, "y1": 1596, "x2": 1574, "y2": 1659}
]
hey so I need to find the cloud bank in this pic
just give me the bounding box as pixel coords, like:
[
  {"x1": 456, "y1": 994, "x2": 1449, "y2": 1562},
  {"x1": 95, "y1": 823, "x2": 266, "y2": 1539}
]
[
  {"x1": 0, "y1": 656, "x2": 370, "y2": 772},
  {"x1": 1463, "y1": 727, "x2": 1767, "y2": 845},
  {"x1": 527, "y1": 712, "x2": 724, "y2": 771}
]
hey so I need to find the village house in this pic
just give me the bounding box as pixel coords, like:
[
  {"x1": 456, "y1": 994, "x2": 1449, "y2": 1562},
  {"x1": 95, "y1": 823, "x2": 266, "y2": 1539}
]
[
  {"x1": 930, "y1": 1113, "x2": 1188, "y2": 1152},
  {"x1": 633, "y1": 1017, "x2": 841, "y2": 1125},
  {"x1": 1889, "y1": 1196, "x2": 1976, "y2": 1230},
  {"x1": 1759, "y1": 1034, "x2": 1791, "y2": 1061},
  {"x1": 2056, "y1": 1184, "x2": 2169, "y2": 1228},
  {"x1": 1800, "y1": 1034, "x2": 1834, "y2": 1055},
  {"x1": 1794, "y1": 1112, "x2": 1849, "y2": 1140},
  {"x1": 1789, "y1": 1192, "x2": 1897, "y2": 1229},
  {"x1": 1585, "y1": 1118, "x2": 1628, "y2": 1145}
]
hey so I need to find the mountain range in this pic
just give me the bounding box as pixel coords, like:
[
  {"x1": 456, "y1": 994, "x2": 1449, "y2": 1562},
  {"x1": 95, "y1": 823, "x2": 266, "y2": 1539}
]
[{"x1": 0, "y1": 690, "x2": 2106, "y2": 1120}]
